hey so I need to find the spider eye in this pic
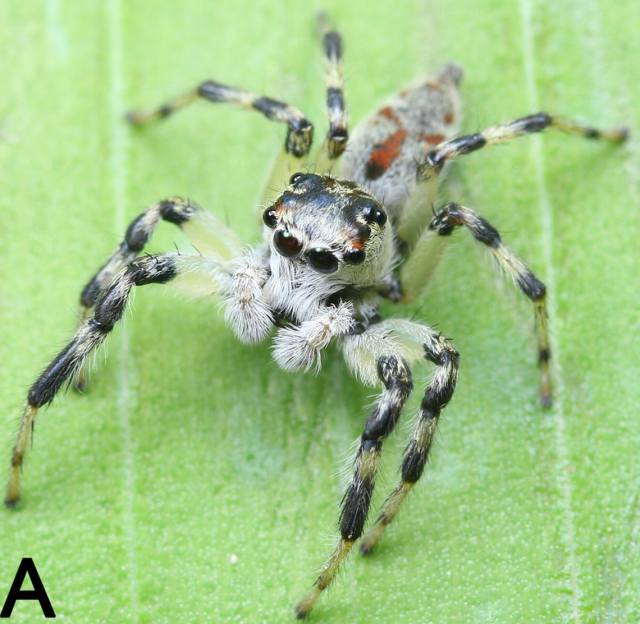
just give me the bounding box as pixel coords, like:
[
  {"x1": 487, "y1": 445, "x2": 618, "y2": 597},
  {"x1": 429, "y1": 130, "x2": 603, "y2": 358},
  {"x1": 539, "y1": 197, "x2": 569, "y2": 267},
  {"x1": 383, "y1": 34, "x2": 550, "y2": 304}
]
[
  {"x1": 362, "y1": 204, "x2": 387, "y2": 227},
  {"x1": 343, "y1": 249, "x2": 366, "y2": 265},
  {"x1": 263, "y1": 207, "x2": 278, "y2": 228},
  {"x1": 289, "y1": 172, "x2": 304, "y2": 185},
  {"x1": 274, "y1": 230, "x2": 303, "y2": 257},
  {"x1": 307, "y1": 248, "x2": 339, "y2": 273}
]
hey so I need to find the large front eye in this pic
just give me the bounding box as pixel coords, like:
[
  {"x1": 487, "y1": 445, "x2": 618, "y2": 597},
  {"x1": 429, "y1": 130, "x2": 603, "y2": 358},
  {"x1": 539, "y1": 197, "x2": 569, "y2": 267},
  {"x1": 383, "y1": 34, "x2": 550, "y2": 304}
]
[
  {"x1": 307, "y1": 248, "x2": 339, "y2": 273},
  {"x1": 274, "y1": 230, "x2": 303, "y2": 257}
]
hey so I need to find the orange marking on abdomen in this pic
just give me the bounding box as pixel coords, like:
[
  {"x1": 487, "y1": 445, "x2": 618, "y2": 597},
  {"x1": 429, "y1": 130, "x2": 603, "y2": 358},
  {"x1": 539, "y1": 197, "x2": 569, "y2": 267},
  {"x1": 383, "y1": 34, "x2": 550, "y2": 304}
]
[
  {"x1": 378, "y1": 106, "x2": 396, "y2": 121},
  {"x1": 364, "y1": 130, "x2": 407, "y2": 180},
  {"x1": 422, "y1": 134, "x2": 445, "y2": 145},
  {"x1": 443, "y1": 112, "x2": 454, "y2": 124},
  {"x1": 371, "y1": 105, "x2": 400, "y2": 126}
]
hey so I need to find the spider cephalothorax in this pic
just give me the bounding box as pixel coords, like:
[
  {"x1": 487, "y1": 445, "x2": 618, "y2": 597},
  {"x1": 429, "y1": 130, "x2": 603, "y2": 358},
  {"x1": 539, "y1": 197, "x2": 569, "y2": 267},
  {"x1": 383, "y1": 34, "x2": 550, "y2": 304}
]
[
  {"x1": 258, "y1": 173, "x2": 394, "y2": 329},
  {"x1": 5, "y1": 13, "x2": 626, "y2": 620},
  {"x1": 266, "y1": 173, "x2": 389, "y2": 274}
]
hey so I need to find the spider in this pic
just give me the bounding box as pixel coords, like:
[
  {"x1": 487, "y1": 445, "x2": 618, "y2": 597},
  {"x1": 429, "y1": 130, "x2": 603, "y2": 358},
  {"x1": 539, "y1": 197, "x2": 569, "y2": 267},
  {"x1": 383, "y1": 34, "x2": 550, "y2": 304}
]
[{"x1": 5, "y1": 13, "x2": 626, "y2": 619}]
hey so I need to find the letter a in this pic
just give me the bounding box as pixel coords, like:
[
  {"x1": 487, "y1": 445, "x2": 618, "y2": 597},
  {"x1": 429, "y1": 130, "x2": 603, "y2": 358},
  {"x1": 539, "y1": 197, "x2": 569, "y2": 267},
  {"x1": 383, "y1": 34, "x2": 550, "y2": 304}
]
[{"x1": 1, "y1": 558, "x2": 55, "y2": 618}]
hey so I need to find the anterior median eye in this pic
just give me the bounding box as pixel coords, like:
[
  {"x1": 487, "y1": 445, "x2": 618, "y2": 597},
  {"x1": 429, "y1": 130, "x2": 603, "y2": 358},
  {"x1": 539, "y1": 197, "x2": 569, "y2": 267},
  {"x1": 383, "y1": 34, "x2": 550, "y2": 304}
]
[
  {"x1": 274, "y1": 230, "x2": 303, "y2": 257},
  {"x1": 307, "y1": 248, "x2": 339, "y2": 273}
]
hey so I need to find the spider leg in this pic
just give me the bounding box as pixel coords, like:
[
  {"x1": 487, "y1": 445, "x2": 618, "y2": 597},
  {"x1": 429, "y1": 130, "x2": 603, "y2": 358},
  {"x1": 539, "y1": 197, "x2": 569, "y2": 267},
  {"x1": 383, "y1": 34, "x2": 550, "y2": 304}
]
[
  {"x1": 421, "y1": 113, "x2": 627, "y2": 178},
  {"x1": 314, "y1": 13, "x2": 348, "y2": 173},
  {"x1": 5, "y1": 253, "x2": 230, "y2": 507},
  {"x1": 395, "y1": 112, "x2": 626, "y2": 246},
  {"x1": 127, "y1": 82, "x2": 314, "y2": 204},
  {"x1": 295, "y1": 320, "x2": 458, "y2": 618},
  {"x1": 402, "y1": 201, "x2": 551, "y2": 405},
  {"x1": 295, "y1": 356, "x2": 413, "y2": 618},
  {"x1": 74, "y1": 198, "x2": 240, "y2": 389},
  {"x1": 359, "y1": 329, "x2": 459, "y2": 555}
]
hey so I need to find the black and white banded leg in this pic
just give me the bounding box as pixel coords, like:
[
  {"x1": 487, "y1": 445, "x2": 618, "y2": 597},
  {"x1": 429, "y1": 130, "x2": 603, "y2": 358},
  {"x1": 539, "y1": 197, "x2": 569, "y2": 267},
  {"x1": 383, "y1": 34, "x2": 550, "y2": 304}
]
[
  {"x1": 419, "y1": 112, "x2": 628, "y2": 181},
  {"x1": 402, "y1": 201, "x2": 551, "y2": 405},
  {"x1": 396, "y1": 112, "x2": 627, "y2": 244},
  {"x1": 360, "y1": 333, "x2": 459, "y2": 555},
  {"x1": 127, "y1": 81, "x2": 313, "y2": 160},
  {"x1": 295, "y1": 320, "x2": 459, "y2": 618},
  {"x1": 74, "y1": 198, "x2": 240, "y2": 389},
  {"x1": 5, "y1": 253, "x2": 230, "y2": 507},
  {"x1": 315, "y1": 13, "x2": 349, "y2": 172},
  {"x1": 127, "y1": 79, "x2": 314, "y2": 205}
]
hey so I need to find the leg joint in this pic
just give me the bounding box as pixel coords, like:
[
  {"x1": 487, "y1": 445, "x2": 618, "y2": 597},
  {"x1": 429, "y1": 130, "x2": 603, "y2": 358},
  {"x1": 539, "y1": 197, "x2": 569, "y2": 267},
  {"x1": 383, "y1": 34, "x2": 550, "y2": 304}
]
[
  {"x1": 515, "y1": 112, "x2": 552, "y2": 134},
  {"x1": 518, "y1": 272, "x2": 546, "y2": 301}
]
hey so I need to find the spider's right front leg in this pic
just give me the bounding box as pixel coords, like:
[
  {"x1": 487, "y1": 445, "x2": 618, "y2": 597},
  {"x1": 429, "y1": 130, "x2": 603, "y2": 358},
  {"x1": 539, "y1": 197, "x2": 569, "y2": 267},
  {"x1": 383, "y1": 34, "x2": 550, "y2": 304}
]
[
  {"x1": 6, "y1": 253, "x2": 230, "y2": 507},
  {"x1": 74, "y1": 198, "x2": 241, "y2": 390}
]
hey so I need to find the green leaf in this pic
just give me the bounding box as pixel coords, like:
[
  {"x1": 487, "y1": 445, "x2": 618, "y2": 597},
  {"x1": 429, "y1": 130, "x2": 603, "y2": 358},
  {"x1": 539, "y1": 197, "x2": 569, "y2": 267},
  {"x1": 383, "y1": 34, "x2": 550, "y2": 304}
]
[{"x1": 1, "y1": 1, "x2": 638, "y2": 622}]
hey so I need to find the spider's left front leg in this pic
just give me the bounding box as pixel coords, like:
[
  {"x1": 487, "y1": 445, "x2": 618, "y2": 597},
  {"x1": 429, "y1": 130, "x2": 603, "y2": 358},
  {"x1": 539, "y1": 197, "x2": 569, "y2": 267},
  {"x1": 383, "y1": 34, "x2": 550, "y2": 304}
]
[{"x1": 295, "y1": 320, "x2": 459, "y2": 618}]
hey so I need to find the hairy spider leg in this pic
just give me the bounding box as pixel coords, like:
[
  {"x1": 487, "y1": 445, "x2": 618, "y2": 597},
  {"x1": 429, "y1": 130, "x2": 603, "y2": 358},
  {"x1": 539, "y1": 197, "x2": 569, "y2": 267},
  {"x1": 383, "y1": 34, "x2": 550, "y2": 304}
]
[
  {"x1": 73, "y1": 198, "x2": 241, "y2": 390},
  {"x1": 295, "y1": 321, "x2": 459, "y2": 618},
  {"x1": 295, "y1": 356, "x2": 414, "y2": 618},
  {"x1": 359, "y1": 332, "x2": 459, "y2": 556},
  {"x1": 402, "y1": 202, "x2": 551, "y2": 404},
  {"x1": 396, "y1": 111, "x2": 628, "y2": 238},
  {"x1": 314, "y1": 13, "x2": 349, "y2": 173},
  {"x1": 5, "y1": 253, "x2": 230, "y2": 507},
  {"x1": 421, "y1": 112, "x2": 628, "y2": 179},
  {"x1": 127, "y1": 82, "x2": 314, "y2": 207},
  {"x1": 397, "y1": 114, "x2": 627, "y2": 246},
  {"x1": 397, "y1": 112, "x2": 627, "y2": 400}
]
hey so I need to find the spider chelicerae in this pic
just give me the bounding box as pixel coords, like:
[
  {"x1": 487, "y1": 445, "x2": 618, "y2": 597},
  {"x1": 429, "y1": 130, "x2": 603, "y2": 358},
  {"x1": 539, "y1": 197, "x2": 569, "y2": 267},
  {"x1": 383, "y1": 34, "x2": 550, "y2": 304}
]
[{"x1": 5, "y1": 13, "x2": 626, "y2": 618}]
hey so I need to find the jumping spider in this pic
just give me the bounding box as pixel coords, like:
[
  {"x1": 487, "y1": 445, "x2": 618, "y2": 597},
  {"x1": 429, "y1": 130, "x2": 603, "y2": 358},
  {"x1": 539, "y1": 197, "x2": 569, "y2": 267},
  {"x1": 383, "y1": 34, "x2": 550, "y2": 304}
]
[{"x1": 5, "y1": 14, "x2": 627, "y2": 618}]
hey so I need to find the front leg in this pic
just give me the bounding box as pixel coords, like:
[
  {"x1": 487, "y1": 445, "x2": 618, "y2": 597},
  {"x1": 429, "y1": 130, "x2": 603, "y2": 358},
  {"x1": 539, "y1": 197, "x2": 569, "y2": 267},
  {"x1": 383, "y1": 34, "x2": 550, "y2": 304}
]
[
  {"x1": 6, "y1": 253, "x2": 227, "y2": 507},
  {"x1": 295, "y1": 319, "x2": 459, "y2": 617},
  {"x1": 295, "y1": 354, "x2": 414, "y2": 618},
  {"x1": 271, "y1": 301, "x2": 355, "y2": 372}
]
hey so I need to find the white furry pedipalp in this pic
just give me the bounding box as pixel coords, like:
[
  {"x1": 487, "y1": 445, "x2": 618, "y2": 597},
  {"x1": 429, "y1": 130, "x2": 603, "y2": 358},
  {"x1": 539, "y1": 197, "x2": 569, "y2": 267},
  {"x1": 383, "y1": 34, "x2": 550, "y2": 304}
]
[
  {"x1": 272, "y1": 301, "x2": 355, "y2": 372},
  {"x1": 223, "y1": 247, "x2": 273, "y2": 343}
]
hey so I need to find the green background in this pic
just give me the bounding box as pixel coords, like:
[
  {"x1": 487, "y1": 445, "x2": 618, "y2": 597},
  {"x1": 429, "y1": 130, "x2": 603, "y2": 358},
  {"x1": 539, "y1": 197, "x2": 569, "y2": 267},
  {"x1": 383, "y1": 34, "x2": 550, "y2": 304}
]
[{"x1": 1, "y1": 0, "x2": 638, "y2": 622}]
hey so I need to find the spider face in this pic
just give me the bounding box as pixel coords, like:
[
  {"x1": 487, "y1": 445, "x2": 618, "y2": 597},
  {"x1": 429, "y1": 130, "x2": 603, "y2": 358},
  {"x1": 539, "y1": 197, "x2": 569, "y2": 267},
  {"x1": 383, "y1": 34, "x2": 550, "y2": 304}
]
[{"x1": 263, "y1": 172, "x2": 391, "y2": 280}]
